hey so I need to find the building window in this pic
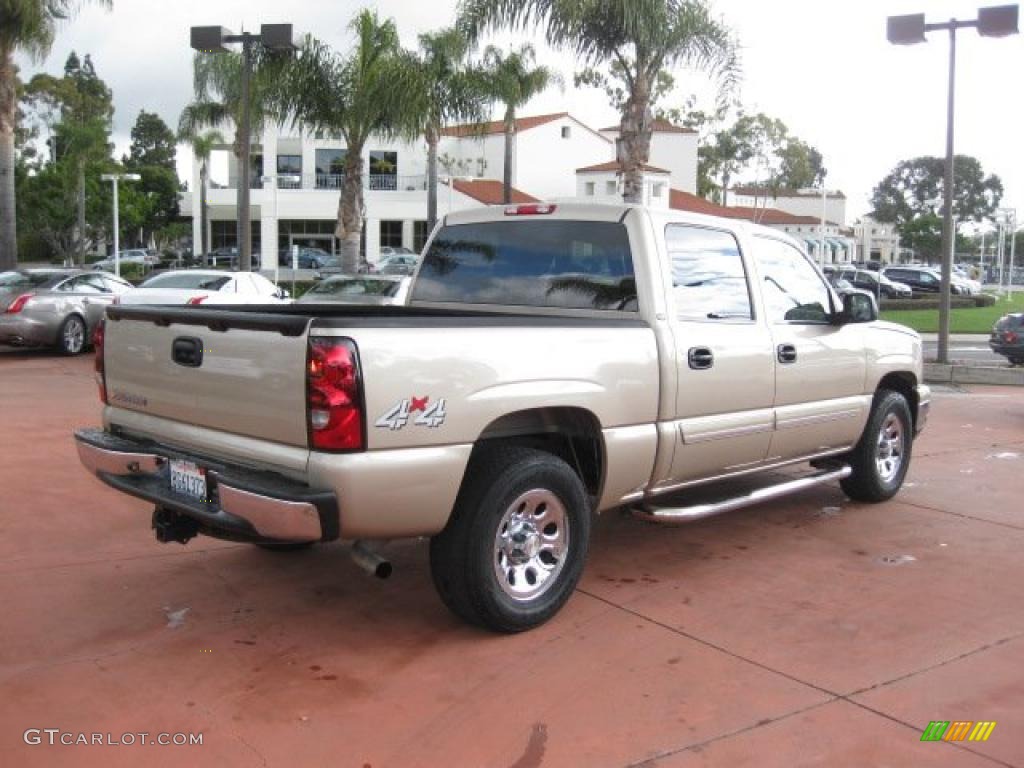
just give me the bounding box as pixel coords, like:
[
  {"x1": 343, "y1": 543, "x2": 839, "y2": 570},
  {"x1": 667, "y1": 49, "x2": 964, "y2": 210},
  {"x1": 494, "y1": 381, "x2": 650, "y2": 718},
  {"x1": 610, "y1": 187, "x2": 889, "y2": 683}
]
[
  {"x1": 561, "y1": 126, "x2": 571, "y2": 139},
  {"x1": 276, "y1": 155, "x2": 302, "y2": 188},
  {"x1": 652, "y1": 183, "x2": 664, "y2": 198},
  {"x1": 380, "y1": 220, "x2": 403, "y2": 248},
  {"x1": 315, "y1": 149, "x2": 347, "y2": 189},
  {"x1": 585, "y1": 182, "x2": 595, "y2": 196},
  {"x1": 605, "y1": 180, "x2": 617, "y2": 195},
  {"x1": 413, "y1": 221, "x2": 429, "y2": 252},
  {"x1": 369, "y1": 151, "x2": 398, "y2": 190}
]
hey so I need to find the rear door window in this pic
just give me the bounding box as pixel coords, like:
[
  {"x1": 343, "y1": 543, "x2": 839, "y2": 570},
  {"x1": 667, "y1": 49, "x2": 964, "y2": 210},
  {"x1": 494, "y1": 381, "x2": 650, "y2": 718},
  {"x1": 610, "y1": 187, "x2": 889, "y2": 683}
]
[
  {"x1": 666, "y1": 224, "x2": 753, "y2": 321},
  {"x1": 412, "y1": 220, "x2": 636, "y2": 311}
]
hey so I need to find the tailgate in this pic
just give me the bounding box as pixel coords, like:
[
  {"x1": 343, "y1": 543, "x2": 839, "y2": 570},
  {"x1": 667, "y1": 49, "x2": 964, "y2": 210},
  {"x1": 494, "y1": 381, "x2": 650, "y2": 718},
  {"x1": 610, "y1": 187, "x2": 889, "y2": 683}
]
[{"x1": 103, "y1": 306, "x2": 311, "y2": 447}]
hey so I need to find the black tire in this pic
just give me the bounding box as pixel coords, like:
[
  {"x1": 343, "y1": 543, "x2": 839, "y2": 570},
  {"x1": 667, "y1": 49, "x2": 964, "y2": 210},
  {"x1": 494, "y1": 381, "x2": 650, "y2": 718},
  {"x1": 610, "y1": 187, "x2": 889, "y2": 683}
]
[
  {"x1": 57, "y1": 314, "x2": 87, "y2": 356},
  {"x1": 254, "y1": 541, "x2": 315, "y2": 552},
  {"x1": 430, "y1": 446, "x2": 591, "y2": 633},
  {"x1": 840, "y1": 390, "x2": 913, "y2": 503}
]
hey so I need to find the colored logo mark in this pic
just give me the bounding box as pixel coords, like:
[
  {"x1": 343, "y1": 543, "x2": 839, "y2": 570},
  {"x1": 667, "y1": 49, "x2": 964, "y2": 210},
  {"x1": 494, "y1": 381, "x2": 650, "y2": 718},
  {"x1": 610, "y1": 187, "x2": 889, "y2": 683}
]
[{"x1": 920, "y1": 721, "x2": 996, "y2": 742}]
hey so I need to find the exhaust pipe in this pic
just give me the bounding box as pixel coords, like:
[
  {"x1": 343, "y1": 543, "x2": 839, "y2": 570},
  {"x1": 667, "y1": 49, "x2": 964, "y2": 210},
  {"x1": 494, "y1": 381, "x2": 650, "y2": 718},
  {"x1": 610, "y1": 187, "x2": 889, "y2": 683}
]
[{"x1": 351, "y1": 540, "x2": 392, "y2": 579}]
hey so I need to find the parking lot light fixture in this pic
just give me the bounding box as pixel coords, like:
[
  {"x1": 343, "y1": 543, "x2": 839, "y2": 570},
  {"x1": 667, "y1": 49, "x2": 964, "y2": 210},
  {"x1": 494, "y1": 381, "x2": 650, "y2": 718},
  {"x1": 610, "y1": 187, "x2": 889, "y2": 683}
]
[
  {"x1": 886, "y1": 5, "x2": 1018, "y2": 364},
  {"x1": 190, "y1": 23, "x2": 299, "y2": 273},
  {"x1": 100, "y1": 173, "x2": 142, "y2": 277}
]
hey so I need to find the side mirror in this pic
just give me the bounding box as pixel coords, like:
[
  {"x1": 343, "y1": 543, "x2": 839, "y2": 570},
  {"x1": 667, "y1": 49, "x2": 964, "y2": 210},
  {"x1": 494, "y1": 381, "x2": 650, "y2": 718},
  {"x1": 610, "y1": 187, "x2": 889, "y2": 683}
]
[{"x1": 834, "y1": 290, "x2": 878, "y2": 325}]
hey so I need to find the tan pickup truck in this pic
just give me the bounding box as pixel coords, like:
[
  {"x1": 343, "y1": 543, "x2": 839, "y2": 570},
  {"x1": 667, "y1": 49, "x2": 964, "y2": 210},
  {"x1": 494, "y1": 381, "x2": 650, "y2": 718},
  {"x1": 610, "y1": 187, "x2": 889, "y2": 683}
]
[{"x1": 75, "y1": 202, "x2": 930, "y2": 632}]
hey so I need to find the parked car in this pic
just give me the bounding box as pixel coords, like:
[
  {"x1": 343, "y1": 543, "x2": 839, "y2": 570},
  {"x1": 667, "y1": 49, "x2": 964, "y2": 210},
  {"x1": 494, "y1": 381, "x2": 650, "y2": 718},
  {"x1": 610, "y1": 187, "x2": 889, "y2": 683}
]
[
  {"x1": 279, "y1": 246, "x2": 338, "y2": 270},
  {"x1": 378, "y1": 246, "x2": 416, "y2": 259},
  {"x1": 75, "y1": 201, "x2": 929, "y2": 632},
  {"x1": 0, "y1": 269, "x2": 132, "y2": 355},
  {"x1": 298, "y1": 276, "x2": 411, "y2": 306},
  {"x1": 118, "y1": 270, "x2": 288, "y2": 306},
  {"x1": 849, "y1": 269, "x2": 913, "y2": 299},
  {"x1": 91, "y1": 251, "x2": 150, "y2": 273},
  {"x1": 989, "y1": 313, "x2": 1024, "y2": 365},
  {"x1": 377, "y1": 254, "x2": 419, "y2": 276}
]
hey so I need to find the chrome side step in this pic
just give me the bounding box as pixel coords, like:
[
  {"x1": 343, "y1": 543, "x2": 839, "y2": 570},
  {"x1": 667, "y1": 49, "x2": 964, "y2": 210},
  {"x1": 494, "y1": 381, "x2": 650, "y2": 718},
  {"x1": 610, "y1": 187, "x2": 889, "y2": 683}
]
[{"x1": 632, "y1": 465, "x2": 852, "y2": 525}]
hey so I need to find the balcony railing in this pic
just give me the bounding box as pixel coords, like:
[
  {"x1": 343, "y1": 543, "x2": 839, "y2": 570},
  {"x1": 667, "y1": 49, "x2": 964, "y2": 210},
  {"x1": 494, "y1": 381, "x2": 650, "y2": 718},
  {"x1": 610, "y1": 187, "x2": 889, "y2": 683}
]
[{"x1": 256, "y1": 174, "x2": 429, "y2": 191}]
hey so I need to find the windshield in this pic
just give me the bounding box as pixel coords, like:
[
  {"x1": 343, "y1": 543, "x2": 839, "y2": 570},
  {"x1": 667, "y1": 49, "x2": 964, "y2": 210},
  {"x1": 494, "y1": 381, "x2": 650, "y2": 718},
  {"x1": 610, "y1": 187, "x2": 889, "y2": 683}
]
[
  {"x1": 140, "y1": 273, "x2": 231, "y2": 290},
  {"x1": 307, "y1": 278, "x2": 401, "y2": 297}
]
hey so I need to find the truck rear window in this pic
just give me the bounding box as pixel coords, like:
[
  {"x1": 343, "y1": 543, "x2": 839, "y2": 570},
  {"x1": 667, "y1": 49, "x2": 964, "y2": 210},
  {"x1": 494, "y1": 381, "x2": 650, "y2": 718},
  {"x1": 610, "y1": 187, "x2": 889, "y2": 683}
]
[{"x1": 412, "y1": 220, "x2": 637, "y2": 311}]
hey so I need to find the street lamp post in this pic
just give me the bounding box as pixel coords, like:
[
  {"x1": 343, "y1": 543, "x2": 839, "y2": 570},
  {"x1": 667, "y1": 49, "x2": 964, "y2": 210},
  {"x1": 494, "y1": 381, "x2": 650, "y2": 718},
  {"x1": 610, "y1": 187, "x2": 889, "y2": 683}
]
[
  {"x1": 100, "y1": 173, "x2": 141, "y2": 277},
  {"x1": 190, "y1": 24, "x2": 298, "y2": 272},
  {"x1": 887, "y1": 5, "x2": 1018, "y2": 363}
]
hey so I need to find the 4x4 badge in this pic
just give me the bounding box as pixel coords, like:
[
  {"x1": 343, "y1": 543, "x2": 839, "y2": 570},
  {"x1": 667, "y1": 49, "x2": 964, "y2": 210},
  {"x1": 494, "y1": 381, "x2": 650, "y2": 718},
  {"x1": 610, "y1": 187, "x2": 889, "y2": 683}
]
[{"x1": 375, "y1": 397, "x2": 447, "y2": 431}]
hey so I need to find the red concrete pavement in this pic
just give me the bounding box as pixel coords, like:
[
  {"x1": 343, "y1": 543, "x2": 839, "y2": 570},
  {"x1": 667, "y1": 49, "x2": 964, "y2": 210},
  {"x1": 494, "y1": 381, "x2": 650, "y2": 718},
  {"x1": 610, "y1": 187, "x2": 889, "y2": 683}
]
[{"x1": 1, "y1": 346, "x2": 1022, "y2": 767}]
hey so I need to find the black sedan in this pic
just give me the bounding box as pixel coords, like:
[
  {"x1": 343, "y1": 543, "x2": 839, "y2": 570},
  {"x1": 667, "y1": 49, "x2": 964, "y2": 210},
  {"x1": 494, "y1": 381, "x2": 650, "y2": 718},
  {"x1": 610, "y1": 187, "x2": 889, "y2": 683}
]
[{"x1": 989, "y1": 313, "x2": 1024, "y2": 366}]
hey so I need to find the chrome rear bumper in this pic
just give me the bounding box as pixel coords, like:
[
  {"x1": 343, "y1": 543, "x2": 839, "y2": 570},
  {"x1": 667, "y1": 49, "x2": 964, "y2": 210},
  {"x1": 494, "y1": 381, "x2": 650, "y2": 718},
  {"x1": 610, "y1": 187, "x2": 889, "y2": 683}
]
[{"x1": 75, "y1": 428, "x2": 338, "y2": 543}]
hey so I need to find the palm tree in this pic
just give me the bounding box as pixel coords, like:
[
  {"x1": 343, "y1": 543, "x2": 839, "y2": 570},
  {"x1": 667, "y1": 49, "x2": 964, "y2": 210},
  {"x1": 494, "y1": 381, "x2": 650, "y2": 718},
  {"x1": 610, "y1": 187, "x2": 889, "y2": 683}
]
[
  {"x1": 405, "y1": 28, "x2": 488, "y2": 232},
  {"x1": 459, "y1": 0, "x2": 739, "y2": 204},
  {"x1": 277, "y1": 11, "x2": 415, "y2": 273},
  {"x1": 179, "y1": 50, "x2": 282, "y2": 270},
  {"x1": 179, "y1": 128, "x2": 224, "y2": 258},
  {"x1": 0, "y1": 0, "x2": 111, "y2": 270},
  {"x1": 481, "y1": 44, "x2": 559, "y2": 204}
]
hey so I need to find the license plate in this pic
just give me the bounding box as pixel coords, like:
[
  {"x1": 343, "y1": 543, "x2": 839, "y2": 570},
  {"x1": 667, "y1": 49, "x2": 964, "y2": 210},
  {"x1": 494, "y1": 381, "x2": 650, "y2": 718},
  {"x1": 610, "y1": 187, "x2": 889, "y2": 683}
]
[{"x1": 169, "y1": 459, "x2": 207, "y2": 500}]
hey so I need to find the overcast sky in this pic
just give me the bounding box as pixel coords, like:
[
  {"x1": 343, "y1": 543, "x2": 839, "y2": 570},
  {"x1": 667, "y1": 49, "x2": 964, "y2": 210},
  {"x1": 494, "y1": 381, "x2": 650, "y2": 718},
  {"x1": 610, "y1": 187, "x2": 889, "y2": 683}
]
[{"x1": 15, "y1": 0, "x2": 1024, "y2": 222}]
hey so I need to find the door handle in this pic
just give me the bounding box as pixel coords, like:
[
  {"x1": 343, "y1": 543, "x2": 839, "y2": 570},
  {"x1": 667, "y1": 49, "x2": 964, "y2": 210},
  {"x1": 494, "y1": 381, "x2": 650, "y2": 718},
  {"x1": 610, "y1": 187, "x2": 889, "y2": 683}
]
[
  {"x1": 777, "y1": 343, "x2": 798, "y2": 364},
  {"x1": 172, "y1": 337, "x2": 204, "y2": 368},
  {"x1": 688, "y1": 346, "x2": 714, "y2": 370}
]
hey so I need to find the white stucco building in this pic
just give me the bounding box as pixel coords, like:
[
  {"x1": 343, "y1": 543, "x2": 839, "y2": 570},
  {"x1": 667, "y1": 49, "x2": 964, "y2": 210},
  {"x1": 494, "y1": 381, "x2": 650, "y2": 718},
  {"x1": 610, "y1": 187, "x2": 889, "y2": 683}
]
[
  {"x1": 179, "y1": 112, "x2": 702, "y2": 268},
  {"x1": 730, "y1": 186, "x2": 848, "y2": 227},
  {"x1": 852, "y1": 217, "x2": 902, "y2": 264}
]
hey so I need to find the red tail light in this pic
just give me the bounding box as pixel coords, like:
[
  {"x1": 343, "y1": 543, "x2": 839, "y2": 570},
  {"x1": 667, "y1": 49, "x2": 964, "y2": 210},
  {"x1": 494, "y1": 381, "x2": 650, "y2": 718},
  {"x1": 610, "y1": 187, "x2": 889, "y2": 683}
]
[
  {"x1": 504, "y1": 203, "x2": 556, "y2": 216},
  {"x1": 4, "y1": 293, "x2": 33, "y2": 314},
  {"x1": 1004, "y1": 331, "x2": 1019, "y2": 343},
  {"x1": 93, "y1": 318, "x2": 108, "y2": 404},
  {"x1": 307, "y1": 337, "x2": 363, "y2": 451},
  {"x1": 187, "y1": 295, "x2": 208, "y2": 306}
]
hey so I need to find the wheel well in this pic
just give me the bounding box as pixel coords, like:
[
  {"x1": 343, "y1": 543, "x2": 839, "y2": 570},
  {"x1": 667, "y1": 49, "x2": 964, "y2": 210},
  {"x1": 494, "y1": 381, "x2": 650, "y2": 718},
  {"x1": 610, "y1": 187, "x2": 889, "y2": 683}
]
[
  {"x1": 471, "y1": 407, "x2": 605, "y2": 499},
  {"x1": 877, "y1": 372, "x2": 918, "y2": 429}
]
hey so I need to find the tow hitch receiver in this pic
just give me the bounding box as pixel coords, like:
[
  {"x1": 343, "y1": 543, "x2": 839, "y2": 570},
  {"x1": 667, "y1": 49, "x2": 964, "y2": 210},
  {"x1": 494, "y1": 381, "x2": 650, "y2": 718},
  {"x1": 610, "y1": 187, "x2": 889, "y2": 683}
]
[{"x1": 153, "y1": 507, "x2": 200, "y2": 544}]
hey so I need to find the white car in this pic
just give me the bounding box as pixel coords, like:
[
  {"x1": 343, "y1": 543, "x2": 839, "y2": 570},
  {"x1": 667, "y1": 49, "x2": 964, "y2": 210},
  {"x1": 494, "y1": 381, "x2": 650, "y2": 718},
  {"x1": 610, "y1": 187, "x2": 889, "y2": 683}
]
[{"x1": 118, "y1": 270, "x2": 289, "y2": 306}]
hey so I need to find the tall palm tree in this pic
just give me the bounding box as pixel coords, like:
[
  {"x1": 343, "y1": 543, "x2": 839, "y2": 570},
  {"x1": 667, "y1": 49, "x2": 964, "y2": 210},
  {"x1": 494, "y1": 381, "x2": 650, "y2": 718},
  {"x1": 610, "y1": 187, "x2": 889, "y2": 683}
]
[
  {"x1": 277, "y1": 11, "x2": 415, "y2": 273},
  {"x1": 481, "y1": 44, "x2": 559, "y2": 204},
  {"x1": 405, "y1": 28, "x2": 488, "y2": 232},
  {"x1": 179, "y1": 128, "x2": 224, "y2": 258},
  {"x1": 0, "y1": 0, "x2": 111, "y2": 270},
  {"x1": 179, "y1": 50, "x2": 282, "y2": 270},
  {"x1": 459, "y1": 0, "x2": 739, "y2": 204}
]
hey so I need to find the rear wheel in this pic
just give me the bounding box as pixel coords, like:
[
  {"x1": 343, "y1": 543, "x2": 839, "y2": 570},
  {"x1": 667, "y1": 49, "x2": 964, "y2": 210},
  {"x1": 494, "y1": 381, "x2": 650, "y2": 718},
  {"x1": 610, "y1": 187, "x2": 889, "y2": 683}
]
[
  {"x1": 430, "y1": 446, "x2": 591, "y2": 633},
  {"x1": 841, "y1": 390, "x2": 913, "y2": 502},
  {"x1": 57, "y1": 315, "x2": 86, "y2": 355}
]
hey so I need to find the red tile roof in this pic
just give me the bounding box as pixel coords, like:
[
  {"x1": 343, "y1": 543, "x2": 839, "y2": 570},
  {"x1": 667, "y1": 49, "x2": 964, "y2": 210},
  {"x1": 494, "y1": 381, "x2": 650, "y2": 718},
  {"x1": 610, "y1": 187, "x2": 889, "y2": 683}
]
[
  {"x1": 601, "y1": 118, "x2": 697, "y2": 135},
  {"x1": 668, "y1": 189, "x2": 734, "y2": 216},
  {"x1": 452, "y1": 179, "x2": 538, "y2": 205},
  {"x1": 668, "y1": 190, "x2": 836, "y2": 227},
  {"x1": 441, "y1": 112, "x2": 567, "y2": 138},
  {"x1": 576, "y1": 160, "x2": 670, "y2": 174}
]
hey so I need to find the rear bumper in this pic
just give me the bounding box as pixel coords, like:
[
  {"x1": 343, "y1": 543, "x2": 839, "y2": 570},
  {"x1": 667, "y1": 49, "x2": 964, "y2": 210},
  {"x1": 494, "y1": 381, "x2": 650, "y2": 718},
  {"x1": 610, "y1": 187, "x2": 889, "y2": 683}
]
[
  {"x1": 74, "y1": 428, "x2": 339, "y2": 543},
  {"x1": 0, "y1": 315, "x2": 54, "y2": 347}
]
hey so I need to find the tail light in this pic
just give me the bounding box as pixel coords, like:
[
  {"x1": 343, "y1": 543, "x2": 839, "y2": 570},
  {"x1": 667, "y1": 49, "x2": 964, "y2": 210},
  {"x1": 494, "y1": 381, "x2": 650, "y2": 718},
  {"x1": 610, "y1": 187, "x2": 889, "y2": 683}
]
[
  {"x1": 307, "y1": 337, "x2": 364, "y2": 451},
  {"x1": 4, "y1": 293, "x2": 33, "y2": 314},
  {"x1": 93, "y1": 318, "x2": 108, "y2": 404},
  {"x1": 504, "y1": 203, "x2": 556, "y2": 216},
  {"x1": 1004, "y1": 330, "x2": 1019, "y2": 343},
  {"x1": 187, "y1": 295, "x2": 208, "y2": 306}
]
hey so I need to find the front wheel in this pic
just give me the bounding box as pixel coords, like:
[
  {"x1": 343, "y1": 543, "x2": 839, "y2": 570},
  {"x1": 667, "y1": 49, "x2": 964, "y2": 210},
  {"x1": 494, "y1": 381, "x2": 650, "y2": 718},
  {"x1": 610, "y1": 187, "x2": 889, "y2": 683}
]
[
  {"x1": 430, "y1": 446, "x2": 591, "y2": 633},
  {"x1": 841, "y1": 390, "x2": 913, "y2": 502}
]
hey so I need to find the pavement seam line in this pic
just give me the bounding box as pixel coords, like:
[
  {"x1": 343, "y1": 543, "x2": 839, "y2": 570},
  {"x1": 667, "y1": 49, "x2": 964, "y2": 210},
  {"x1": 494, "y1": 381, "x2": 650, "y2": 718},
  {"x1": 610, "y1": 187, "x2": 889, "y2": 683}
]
[{"x1": 896, "y1": 498, "x2": 1024, "y2": 532}]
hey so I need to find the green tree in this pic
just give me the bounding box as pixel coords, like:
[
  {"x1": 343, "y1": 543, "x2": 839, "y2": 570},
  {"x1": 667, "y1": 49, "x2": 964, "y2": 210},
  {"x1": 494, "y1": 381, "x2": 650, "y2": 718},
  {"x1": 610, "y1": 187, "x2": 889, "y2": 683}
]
[
  {"x1": 458, "y1": 0, "x2": 739, "y2": 203},
  {"x1": 178, "y1": 128, "x2": 224, "y2": 257},
  {"x1": 776, "y1": 137, "x2": 825, "y2": 190},
  {"x1": 276, "y1": 12, "x2": 416, "y2": 272},
  {"x1": 482, "y1": 44, "x2": 560, "y2": 205},
  {"x1": 1, "y1": 0, "x2": 111, "y2": 269},
  {"x1": 22, "y1": 51, "x2": 114, "y2": 264},
  {"x1": 870, "y1": 155, "x2": 1003, "y2": 236},
  {"x1": 126, "y1": 109, "x2": 176, "y2": 168},
  {"x1": 405, "y1": 28, "x2": 488, "y2": 231},
  {"x1": 179, "y1": 47, "x2": 286, "y2": 270},
  {"x1": 124, "y1": 110, "x2": 179, "y2": 246}
]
